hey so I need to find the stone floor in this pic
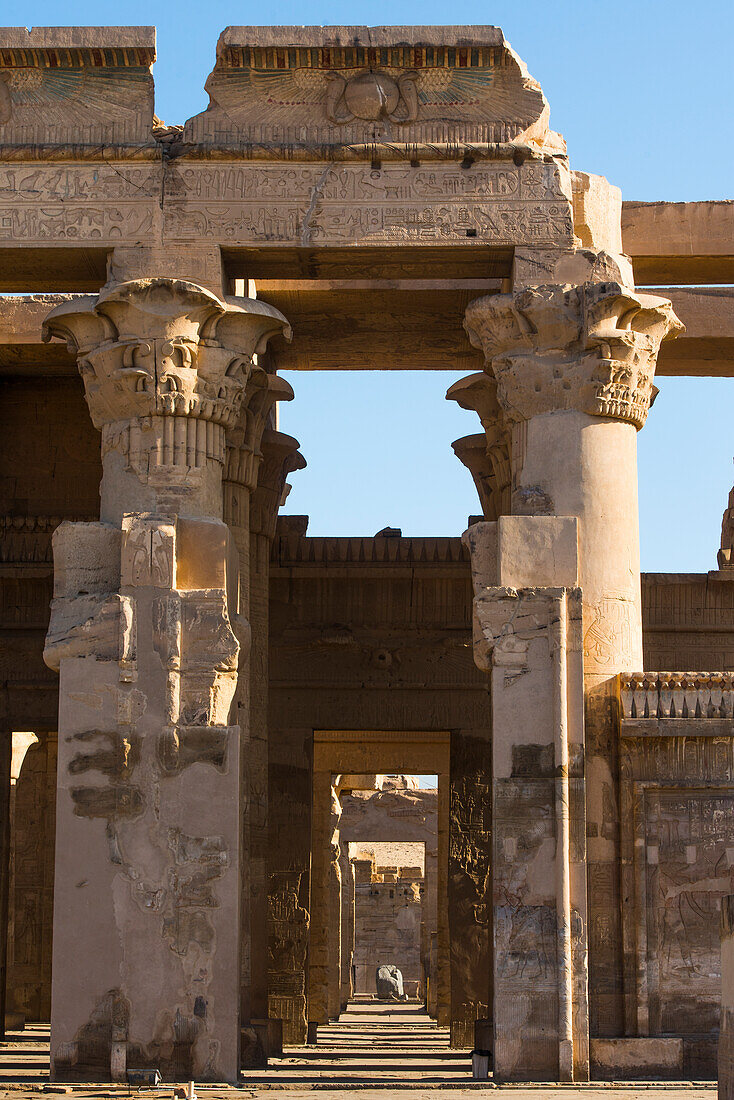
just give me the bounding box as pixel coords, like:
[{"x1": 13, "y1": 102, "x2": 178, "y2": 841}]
[{"x1": 0, "y1": 1003, "x2": 719, "y2": 1096}]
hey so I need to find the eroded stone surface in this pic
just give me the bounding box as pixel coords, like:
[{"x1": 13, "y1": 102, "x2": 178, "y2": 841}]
[{"x1": 0, "y1": 18, "x2": 728, "y2": 1089}]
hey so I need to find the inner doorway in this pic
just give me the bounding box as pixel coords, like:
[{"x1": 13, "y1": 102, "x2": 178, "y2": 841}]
[{"x1": 303, "y1": 730, "x2": 460, "y2": 1079}]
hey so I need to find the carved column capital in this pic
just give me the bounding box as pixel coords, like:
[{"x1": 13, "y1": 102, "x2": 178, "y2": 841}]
[
  {"x1": 250, "y1": 430, "x2": 306, "y2": 542},
  {"x1": 448, "y1": 373, "x2": 512, "y2": 520},
  {"x1": 224, "y1": 373, "x2": 294, "y2": 493},
  {"x1": 464, "y1": 282, "x2": 683, "y2": 429},
  {"x1": 43, "y1": 278, "x2": 292, "y2": 474}
]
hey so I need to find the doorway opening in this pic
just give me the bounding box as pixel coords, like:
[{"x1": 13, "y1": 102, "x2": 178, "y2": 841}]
[{"x1": 261, "y1": 731, "x2": 471, "y2": 1083}]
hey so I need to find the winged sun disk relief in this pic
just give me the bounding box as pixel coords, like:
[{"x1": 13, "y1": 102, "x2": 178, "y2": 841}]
[
  {"x1": 231, "y1": 64, "x2": 513, "y2": 128},
  {"x1": 325, "y1": 70, "x2": 419, "y2": 125}
]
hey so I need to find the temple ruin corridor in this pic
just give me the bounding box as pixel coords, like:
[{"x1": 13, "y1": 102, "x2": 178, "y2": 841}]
[{"x1": 1, "y1": 18, "x2": 734, "y2": 1092}]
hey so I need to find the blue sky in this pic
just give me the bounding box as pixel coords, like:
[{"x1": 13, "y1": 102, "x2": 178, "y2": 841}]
[{"x1": 18, "y1": 0, "x2": 734, "y2": 571}]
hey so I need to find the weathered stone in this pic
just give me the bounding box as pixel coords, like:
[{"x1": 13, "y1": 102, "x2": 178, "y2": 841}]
[
  {"x1": 376, "y1": 965, "x2": 405, "y2": 1000},
  {"x1": 721, "y1": 896, "x2": 734, "y2": 1100},
  {"x1": 0, "y1": 18, "x2": 729, "y2": 1089},
  {"x1": 39, "y1": 279, "x2": 290, "y2": 1083}
]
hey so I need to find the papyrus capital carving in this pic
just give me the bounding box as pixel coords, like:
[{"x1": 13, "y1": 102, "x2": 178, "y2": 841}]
[
  {"x1": 464, "y1": 281, "x2": 683, "y2": 429},
  {"x1": 448, "y1": 373, "x2": 512, "y2": 520},
  {"x1": 223, "y1": 373, "x2": 294, "y2": 492},
  {"x1": 250, "y1": 430, "x2": 307, "y2": 542},
  {"x1": 43, "y1": 278, "x2": 291, "y2": 436}
]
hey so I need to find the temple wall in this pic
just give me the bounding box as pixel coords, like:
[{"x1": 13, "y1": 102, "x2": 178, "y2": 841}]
[
  {"x1": 353, "y1": 873, "x2": 423, "y2": 996},
  {"x1": 642, "y1": 574, "x2": 734, "y2": 669}
]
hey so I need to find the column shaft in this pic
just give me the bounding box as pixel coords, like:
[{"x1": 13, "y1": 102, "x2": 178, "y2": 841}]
[
  {"x1": 720, "y1": 896, "x2": 734, "y2": 1100},
  {"x1": 339, "y1": 853, "x2": 354, "y2": 1012},
  {"x1": 308, "y1": 771, "x2": 333, "y2": 1028},
  {"x1": 458, "y1": 279, "x2": 682, "y2": 1080},
  {"x1": 247, "y1": 429, "x2": 303, "y2": 1034},
  {"x1": 0, "y1": 729, "x2": 10, "y2": 1040},
  {"x1": 42, "y1": 279, "x2": 291, "y2": 1083}
]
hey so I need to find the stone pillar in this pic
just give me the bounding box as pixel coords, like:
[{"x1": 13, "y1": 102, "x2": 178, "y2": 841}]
[
  {"x1": 721, "y1": 895, "x2": 734, "y2": 1100},
  {"x1": 339, "y1": 854, "x2": 354, "y2": 1012},
  {"x1": 247, "y1": 430, "x2": 304, "y2": 1028},
  {"x1": 0, "y1": 727, "x2": 10, "y2": 1039},
  {"x1": 5, "y1": 732, "x2": 41, "y2": 1027},
  {"x1": 454, "y1": 281, "x2": 682, "y2": 1081},
  {"x1": 308, "y1": 778, "x2": 341, "y2": 1029},
  {"x1": 223, "y1": 390, "x2": 299, "y2": 1032},
  {"x1": 42, "y1": 278, "x2": 290, "y2": 1083}
]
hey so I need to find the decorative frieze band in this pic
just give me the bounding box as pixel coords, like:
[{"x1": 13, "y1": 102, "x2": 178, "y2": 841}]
[{"x1": 620, "y1": 671, "x2": 734, "y2": 721}]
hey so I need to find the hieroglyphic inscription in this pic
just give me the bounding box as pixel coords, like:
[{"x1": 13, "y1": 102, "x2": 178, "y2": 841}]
[
  {"x1": 619, "y1": 731, "x2": 734, "y2": 1045},
  {"x1": 0, "y1": 164, "x2": 159, "y2": 243},
  {"x1": 648, "y1": 789, "x2": 734, "y2": 1034},
  {"x1": 163, "y1": 161, "x2": 573, "y2": 247},
  {"x1": 0, "y1": 159, "x2": 573, "y2": 248}
]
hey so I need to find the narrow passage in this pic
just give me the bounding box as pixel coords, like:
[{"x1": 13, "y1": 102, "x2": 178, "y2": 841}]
[{"x1": 244, "y1": 999, "x2": 471, "y2": 1087}]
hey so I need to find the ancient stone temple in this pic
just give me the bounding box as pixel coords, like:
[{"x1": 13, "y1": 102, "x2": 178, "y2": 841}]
[{"x1": 0, "y1": 20, "x2": 733, "y2": 1087}]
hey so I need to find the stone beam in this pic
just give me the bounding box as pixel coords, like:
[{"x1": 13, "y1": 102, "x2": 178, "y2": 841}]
[
  {"x1": 255, "y1": 285, "x2": 490, "y2": 372},
  {"x1": 622, "y1": 201, "x2": 734, "y2": 285},
  {"x1": 9, "y1": 286, "x2": 734, "y2": 376},
  {"x1": 656, "y1": 287, "x2": 734, "y2": 376}
]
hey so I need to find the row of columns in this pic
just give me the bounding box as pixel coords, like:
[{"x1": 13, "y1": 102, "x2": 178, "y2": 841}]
[{"x1": 9, "y1": 258, "x2": 681, "y2": 1082}]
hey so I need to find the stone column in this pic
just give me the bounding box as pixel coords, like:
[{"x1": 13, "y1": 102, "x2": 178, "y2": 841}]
[
  {"x1": 308, "y1": 779, "x2": 341, "y2": 1030},
  {"x1": 448, "y1": 730, "x2": 491, "y2": 1049},
  {"x1": 0, "y1": 727, "x2": 10, "y2": 1039},
  {"x1": 453, "y1": 281, "x2": 682, "y2": 1081},
  {"x1": 247, "y1": 430, "x2": 304, "y2": 1029},
  {"x1": 41, "y1": 278, "x2": 291, "y2": 1083},
  {"x1": 339, "y1": 853, "x2": 354, "y2": 1012},
  {"x1": 721, "y1": 895, "x2": 734, "y2": 1100},
  {"x1": 267, "y1": 723, "x2": 312, "y2": 1046},
  {"x1": 328, "y1": 843, "x2": 342, "y2": 1020},
  {"x1": 223, "y1": 389, "x2": 299, "y2": 1032},
  {"x1": 451, "y1": 373, "x2": 512, "y2": 522},
  {"x1": 5, "y1": 732, "x2": 40, "y2": 1028}
]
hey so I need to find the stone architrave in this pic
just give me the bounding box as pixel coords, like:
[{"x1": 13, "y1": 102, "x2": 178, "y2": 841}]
[
  {"x1": 41, "y1": 278, "x2": 290, "y2": 1083},
  {"x1": 721, "y1": 895, "x2": 734, "y2": 1100},
  {"x1": 457, "y1": 280, "x2": 682, "y2": 1081}
]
